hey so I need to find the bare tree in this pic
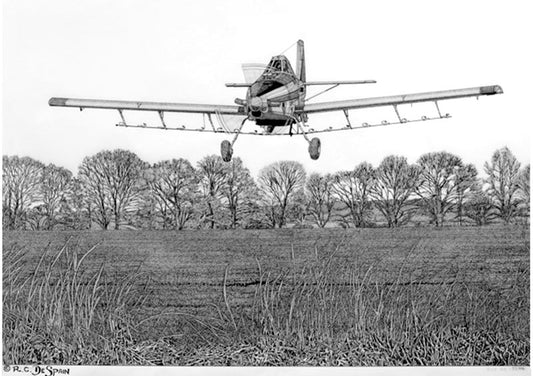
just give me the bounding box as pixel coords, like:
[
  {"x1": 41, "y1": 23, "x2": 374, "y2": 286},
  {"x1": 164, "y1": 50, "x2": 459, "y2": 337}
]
[
  {"x1": 2, "y1": 156, "x2": 44, "y2": 230},
  {"x1": 78, "y1": 150, "x2": 146, "y2": 230},
  {"x1": 454, "y1": 164, "x2": 479, "y2": 225},
  {"x1": 464, "y1": 189, "x2": 497, "y2": 226},
  {"x1": 288, "y1": 189, "x2": 309, "y2": 228},
  {"x1": 220, "y1": 157, "x2": 258, "y2": 228},
  {"x1": 257, "y1": 161, "x2": 306, "y2": 228},
  {"x1": 38, "y1": 164, "x2": 72, "y2": 229},
  {"x1": 124, "y1": 185, "x2": 158, "y2": 230},
  {"x1": 197, "y1": 155, "x2": 226, "y2": 229},
  {"x1": 484, "y1": 147, "x2": 522, "y2": 224},
  {"x1": 332, "y1": 162, "x2": 375, "y2": 228},
  {"x1": 306, "y1": 173, "x2": 336, "y2": 228},
  {"x1": 415, "y1": 152, "x2": 463, "y2": 227},
  {"x1": 517, "y1": 164, "x2": 530, "y2": 221},
  {"x1": 78, "y1": 159, "x2": 110, "y2": 230},
  {"x1": 147, "y1": 158, "x2": 199, "y2": 230},
  {"x1": 64, "y1": 177, "x2": 92, "y2": 230},
  {"x1": 370, "y1": 155, "x2": 419, "y2": 228}
]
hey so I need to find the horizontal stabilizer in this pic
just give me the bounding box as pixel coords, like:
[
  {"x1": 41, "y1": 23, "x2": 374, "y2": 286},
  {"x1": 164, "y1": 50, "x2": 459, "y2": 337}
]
[
  {"x1": 305, "y1": 80, "x2": 377, "y2": 86},
  {"x1": 225, "y1": 83, "x2": 253, "y2": 88},
  {"x1": 226, "y1": 80, "x2": 377, "y2": 87}
]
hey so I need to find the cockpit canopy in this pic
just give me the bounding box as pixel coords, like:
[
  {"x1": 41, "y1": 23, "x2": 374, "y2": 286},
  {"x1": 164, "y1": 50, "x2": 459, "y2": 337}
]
[
  {"x1": 266, "y1": 55, "x2": 295, "y2": 75},
  {"x1": 241, "y1": 55, "x2": 296, "y2": 84}
]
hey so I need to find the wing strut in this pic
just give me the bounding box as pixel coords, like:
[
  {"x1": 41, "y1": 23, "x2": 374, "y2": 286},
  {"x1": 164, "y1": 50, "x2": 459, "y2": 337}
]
[
  {"x1": 393, "y1": 105, "x2": 407, "y2": 123},
  {"x1": 206, "y1": 114, "x2": 216, "y2": 131},
  {"x1": 118, "y1": 109, "x2": 126, "y2": 125},
  {"x1": 158, "y1": 111, "x2": 167, "y2": 128},
  {"x1": 343, "y1": 110, "x2": 352, "y2": 128},
  {"x1": 434, "y1": 101, "x2": 447, "y2": 118}
]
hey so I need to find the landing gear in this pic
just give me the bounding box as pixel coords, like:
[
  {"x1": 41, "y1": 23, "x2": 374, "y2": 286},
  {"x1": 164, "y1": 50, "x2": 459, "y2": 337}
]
[
  {"x1": 292, "y1": 116, "x2": 322, "y2": 160},
  {"x1": 220, "y1": 140, "x2": 233, "y2": 162},
  {"x1": 220, "y1": 118, "x2": 247, "y2": 162},
  {"x1": 308, "y1": 137, "x2": 321, "y2": 160}
]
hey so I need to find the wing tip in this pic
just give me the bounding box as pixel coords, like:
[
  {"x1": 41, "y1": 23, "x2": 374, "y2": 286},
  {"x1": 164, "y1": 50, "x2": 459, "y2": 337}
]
[
  {"x1": 49, "y1": 97, "x2": 68, "y2": 106},
  {"x1": 481, "y1": 85, "x2": 504, "y2": 95}
]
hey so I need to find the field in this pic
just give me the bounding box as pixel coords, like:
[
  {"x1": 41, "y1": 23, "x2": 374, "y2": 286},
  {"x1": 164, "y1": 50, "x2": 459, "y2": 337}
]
[{"x1": 2, "y1": 226, "x2": 530, "y2": 366}]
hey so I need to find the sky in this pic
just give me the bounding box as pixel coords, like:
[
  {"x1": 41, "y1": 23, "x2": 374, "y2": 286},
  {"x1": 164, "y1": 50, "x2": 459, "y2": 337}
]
[{"x1": 2, "y1": 0, "x2": 532, "y2": 178}]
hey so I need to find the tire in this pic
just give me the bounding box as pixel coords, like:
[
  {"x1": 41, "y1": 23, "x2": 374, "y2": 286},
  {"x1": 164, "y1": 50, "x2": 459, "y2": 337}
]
[
  {"x1": 221, "y1": 140, "x2": 233, "y2": 162},
  {"x1": 308, "y1": 137, "x2": 321, "y2": 160}
]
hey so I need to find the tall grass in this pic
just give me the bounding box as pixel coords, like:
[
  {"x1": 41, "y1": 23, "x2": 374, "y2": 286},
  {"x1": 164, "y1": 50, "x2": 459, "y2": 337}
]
[
  {"x1": 2, "y1": 240, "x2": 232, "y2": 365},
  {"x1": 213, "y1": 245, "x2": 530, "y2": 366},
  {"x1": 2, "y1": 240, "x2": 153, "y2": 365},
  {"x1": 3, "y1": 237, "x2": 529, "y2": 366}
]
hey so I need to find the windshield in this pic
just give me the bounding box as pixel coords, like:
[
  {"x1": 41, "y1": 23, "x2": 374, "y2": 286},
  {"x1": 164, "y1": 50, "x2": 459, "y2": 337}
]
[{"x1": 241, "y1": 63, "x2": 267, "y2": 84}]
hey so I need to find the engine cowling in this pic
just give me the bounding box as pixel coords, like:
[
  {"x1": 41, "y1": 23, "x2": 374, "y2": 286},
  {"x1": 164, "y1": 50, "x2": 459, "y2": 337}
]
[{"x1": 249, "y1": 96, "x2": 268, "y2": 113}]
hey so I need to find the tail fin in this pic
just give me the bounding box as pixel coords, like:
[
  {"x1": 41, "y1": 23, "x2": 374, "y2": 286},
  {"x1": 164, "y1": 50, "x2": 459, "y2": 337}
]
[{"x1": 296, "y1": 40, "x2": 306, "y2": 82}]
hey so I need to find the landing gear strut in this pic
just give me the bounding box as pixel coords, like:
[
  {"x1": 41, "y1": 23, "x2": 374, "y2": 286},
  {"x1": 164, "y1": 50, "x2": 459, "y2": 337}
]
[
  {"x1": 220, "y1": 118, "x2": 247, "y2": 162},
  {"x1": 293, "y1": 116, "x2": 321, "y2": 160}
]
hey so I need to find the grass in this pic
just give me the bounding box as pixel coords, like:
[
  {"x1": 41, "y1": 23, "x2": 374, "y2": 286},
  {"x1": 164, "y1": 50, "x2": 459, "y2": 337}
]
[
  {"x1": 2, "y1": 228, "x2": 530, "y2": 366},
  {"x1": 2, "y1": 239, "x2": 152, "y2": 364},
  {"x1": 215, "y1": 249, "x2": 529, "y2": 366}
]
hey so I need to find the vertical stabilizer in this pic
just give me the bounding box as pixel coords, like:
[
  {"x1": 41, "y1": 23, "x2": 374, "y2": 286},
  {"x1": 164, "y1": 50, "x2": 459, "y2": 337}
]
[{"x1": 296, "y1": 40, "x2": 306, "y2": 82}]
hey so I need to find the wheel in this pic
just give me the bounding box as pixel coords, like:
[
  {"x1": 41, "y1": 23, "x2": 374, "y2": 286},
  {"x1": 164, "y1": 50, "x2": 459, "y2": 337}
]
[
  {"x1": 221, "y1": 140, "x2": 233, "y2": 162},
  {"x1": 308, "y1": 137, "x2": 321, "y2": 160}
]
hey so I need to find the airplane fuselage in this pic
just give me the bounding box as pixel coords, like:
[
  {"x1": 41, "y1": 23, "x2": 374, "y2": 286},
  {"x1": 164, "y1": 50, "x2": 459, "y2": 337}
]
[{"x1": 241, "y1": 55, "x2": 305, "y2": 130}]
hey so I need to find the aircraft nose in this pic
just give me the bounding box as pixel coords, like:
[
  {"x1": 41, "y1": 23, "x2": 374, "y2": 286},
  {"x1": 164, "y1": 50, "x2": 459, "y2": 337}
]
[{"x1": 250, "y1": 97, "x2": 262, "y2": 108}]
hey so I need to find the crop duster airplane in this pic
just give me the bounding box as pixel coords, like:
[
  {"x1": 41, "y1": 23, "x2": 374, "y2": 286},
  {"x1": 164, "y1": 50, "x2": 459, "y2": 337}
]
[{"x1": 49, "y1": 40, "x2": 502, "y2": 162}]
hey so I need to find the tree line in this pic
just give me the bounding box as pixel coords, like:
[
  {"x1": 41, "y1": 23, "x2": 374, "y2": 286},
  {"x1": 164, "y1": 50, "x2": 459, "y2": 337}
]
[{"x1": 2, "y1": 147, "x2": 529, "y2": 230}]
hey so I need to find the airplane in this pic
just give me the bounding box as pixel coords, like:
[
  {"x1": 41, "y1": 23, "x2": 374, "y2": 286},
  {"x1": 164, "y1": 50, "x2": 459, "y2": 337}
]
[{"x1": 49, "y1": 40, "x2": 503, "y2": 162}]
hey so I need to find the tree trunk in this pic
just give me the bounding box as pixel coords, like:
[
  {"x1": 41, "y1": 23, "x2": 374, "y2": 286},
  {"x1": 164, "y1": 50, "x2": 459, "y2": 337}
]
[
  {"x1": 208, "y1": 202, "x2": 215, "y2": 229},
  {"x1": 174, "y1": 209, "x2": 180, "y2": 230},
  {"x1": 278, "y1": 206, "x2": 285, "y2": 228},
  {"x1": 231, "y1": 207, "x2": 237, "y2": 229}
]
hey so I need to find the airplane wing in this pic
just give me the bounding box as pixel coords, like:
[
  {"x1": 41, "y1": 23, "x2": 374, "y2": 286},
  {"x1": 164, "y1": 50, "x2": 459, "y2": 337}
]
[
  {"x1": 48, "y1": 97, "x2": 247, "y2": 133},
  {"x1": 290, "y1": 85, "x2": 503, "y2": 134},
  {"x1": 300, "y1": 85, "x2": 502, "y2": 114},
  {"x1": 48, "y1": 97, "x2": 244, "y2": 115}
]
